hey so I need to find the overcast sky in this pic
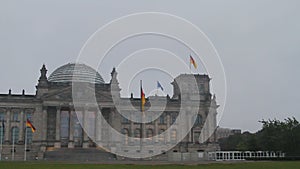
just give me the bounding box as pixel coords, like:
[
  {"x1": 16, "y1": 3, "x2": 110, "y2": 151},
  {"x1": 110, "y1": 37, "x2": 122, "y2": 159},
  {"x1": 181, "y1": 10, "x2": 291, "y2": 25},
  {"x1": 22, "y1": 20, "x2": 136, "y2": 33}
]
[{"x1": 1, "y1": 0, "x2": 300, "y2": 132}]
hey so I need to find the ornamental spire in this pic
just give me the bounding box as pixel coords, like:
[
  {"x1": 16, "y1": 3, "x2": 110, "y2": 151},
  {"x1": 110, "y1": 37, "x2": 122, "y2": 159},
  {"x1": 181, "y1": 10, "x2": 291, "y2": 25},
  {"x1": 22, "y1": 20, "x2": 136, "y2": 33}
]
[
  {"x1": 110, "y1": 67, "x2": 121, "y2": 98},
  {"x1": 37, "y1": 64, "x2": 48, "y2": 88},
  {"x1": 39, "y1": 64, "x2": 48, "y2": 81}
]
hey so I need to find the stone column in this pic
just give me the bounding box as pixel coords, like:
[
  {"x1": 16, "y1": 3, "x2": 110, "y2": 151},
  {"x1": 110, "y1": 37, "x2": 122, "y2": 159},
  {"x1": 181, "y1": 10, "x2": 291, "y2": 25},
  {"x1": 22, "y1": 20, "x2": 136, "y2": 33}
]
[
  {"x1": 205, "y1": 113, "x2": 210, "y2": 143},
  {"x1": 110, "y1": 108, "x2": 121, "y2": 147},
  {"x1": 210, "y1": 108, "x2": 218, "y2": 143},
  {"x1": 141, "y1": 112, "x2": 146, "y2": 142},
  {"x1": 4, "y1": 108, "x2": 11, "y2": 144},
  {"x1": 154, "y1": 118, "x2": 158, "y2": 143},
  {"x1": 68, "y1": 110, "x2": 74, "y2": 148},
  {"x1": 166, "y1": 112, "x2": 170, "y2": 143},
  {"x1": 82, "y1": 107, "x2": 89, "y2": 148},
  {"x1": 54, "y1": 106, "x2": 61, "y2": 148},
  {"x1": 18, "y1": 109, "x2": 24, "y2": 144},
  {"x1": 95, "y1": 110, "x2": 101, "y2": 143},
  {"x1": 188, "y1": 114, "x2": 192, "y2": 142},
  {"x1": 130, "y1": 114, "x2": 134, "y2": 144},
  {"x1": 42, "y1": 108, "x2": 48, "y2": 142}
]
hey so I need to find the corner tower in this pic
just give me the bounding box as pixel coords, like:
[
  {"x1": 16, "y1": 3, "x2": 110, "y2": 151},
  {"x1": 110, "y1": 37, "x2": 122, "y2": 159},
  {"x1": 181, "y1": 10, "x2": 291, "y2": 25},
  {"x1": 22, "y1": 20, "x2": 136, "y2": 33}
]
[{"x1": 36, "y1": 64, "x2": 49, "y2": 97}]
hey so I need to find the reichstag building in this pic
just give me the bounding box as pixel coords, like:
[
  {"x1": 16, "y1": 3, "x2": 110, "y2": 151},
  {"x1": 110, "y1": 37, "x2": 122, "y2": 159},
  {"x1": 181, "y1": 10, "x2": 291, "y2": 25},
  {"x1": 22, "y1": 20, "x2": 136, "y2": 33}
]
[{"x1": 0, "y1": 63, "x2": 219, "y2": 161}]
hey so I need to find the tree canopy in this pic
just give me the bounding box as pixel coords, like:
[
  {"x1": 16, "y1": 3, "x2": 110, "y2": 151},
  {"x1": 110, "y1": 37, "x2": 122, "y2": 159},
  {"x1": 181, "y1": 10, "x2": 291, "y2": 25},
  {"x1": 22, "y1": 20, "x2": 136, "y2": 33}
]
[{"x1": 219, "y1": 117, "x2": 300, "y2": 156}]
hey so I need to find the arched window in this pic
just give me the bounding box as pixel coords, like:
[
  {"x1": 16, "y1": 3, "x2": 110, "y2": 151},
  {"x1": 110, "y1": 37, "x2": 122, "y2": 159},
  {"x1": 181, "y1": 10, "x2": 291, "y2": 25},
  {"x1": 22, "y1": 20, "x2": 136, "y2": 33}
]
[
  {"x1": 146, "y1": 129, "x2": 153, "y2": 138},
  {"x1": 25, "y1": 127, "x2": 33, "y2": 144},
  {"x1": 194, "y1": 114, "x2": 202, "y2": 125},
  {"x1": 146, "y1": 129, "x2": 153, "y2": 143},
  {"x1": 121, "y1": 128, "x2": 129, "y2": 135},
  {"x1": 134, "y1": 128, "x2": 141, "y2": 138},
  {"x1": 11, "y1": 127, "x2": 19, "y2": 144}
]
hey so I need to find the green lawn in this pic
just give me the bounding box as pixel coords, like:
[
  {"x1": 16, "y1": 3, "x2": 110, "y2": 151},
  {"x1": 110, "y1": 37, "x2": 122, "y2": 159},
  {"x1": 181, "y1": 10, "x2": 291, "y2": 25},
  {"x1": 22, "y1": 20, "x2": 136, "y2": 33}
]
[{"x1": 0, "y1": 161, "x2": 299, "y2": 169}]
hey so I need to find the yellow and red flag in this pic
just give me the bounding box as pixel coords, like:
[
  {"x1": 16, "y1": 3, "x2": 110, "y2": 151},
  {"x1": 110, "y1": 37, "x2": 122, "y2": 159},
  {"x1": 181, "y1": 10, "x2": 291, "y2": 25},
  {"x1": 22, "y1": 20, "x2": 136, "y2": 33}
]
[
  {"x1": 141, "y1": 80, "x2": 146, "y2": 112},
  {"x1": 190, "y1": 55, "x2": 197, "y2": 69},
  {"x1": 26, "y1": 119, "x2": 36, "y2": 133}
]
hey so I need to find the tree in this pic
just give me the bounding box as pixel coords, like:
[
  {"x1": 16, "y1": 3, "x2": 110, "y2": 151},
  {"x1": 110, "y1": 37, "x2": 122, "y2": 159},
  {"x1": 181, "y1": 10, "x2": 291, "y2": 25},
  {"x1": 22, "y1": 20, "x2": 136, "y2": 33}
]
[
  {"x1": 258, "y1": 117, "x2": 300, "y2": 155},
  {"x1": 219, "y1": 117, "x2": 300, "y2": 156}
]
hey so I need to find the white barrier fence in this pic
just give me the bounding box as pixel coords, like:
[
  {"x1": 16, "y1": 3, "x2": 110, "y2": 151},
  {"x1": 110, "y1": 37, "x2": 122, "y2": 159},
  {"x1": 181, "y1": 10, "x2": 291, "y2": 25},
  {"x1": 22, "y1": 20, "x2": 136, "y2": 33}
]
[{"x1": 208, "y1": 151, "x2": 285, "y2": 161}]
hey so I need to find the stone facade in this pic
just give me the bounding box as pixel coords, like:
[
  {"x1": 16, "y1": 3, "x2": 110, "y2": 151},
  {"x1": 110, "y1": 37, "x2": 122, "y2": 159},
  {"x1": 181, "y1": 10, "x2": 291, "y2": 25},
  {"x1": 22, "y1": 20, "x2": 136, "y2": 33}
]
[{"x1": 0, "y1": 63, "x2": 219, "y2": 161}]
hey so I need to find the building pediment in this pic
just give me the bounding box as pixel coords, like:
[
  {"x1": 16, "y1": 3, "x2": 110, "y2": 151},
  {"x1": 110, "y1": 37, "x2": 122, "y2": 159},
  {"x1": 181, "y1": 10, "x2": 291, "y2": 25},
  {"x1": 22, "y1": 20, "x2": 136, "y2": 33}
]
[
  {"x1": 41, "y1": 85, "x2": 113, "y2": 103},
  {"x1": 41, "y1": 86, "x2": 73, "y2": 101}
]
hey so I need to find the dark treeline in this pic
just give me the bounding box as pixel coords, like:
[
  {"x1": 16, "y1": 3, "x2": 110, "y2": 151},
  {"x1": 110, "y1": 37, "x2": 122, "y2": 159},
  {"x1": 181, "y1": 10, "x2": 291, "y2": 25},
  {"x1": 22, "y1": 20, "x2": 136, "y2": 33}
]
[{"x1": 219, "y1": 117, "x2": 300, "y2": 156}]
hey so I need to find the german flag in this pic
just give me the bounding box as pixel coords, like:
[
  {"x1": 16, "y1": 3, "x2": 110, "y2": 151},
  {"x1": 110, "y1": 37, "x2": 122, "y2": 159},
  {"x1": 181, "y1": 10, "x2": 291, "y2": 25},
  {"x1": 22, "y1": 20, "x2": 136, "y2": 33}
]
[
  {"x1": 141, "y1": 80, "x2": 146, "y2": 112},
  {"x1": 26, "y1": 119, "x2": 36, "y2": 133},
  {"x1": 190, "y1": 55, "x2": 197, "y2": 69}
]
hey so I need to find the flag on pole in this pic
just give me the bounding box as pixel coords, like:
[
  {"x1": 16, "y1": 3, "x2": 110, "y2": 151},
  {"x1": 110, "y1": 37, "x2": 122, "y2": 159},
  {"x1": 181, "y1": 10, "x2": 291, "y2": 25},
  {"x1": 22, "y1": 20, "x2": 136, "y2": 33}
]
[
  {"x1": 26, "y1": 119, "x2": 36, "y2": 133},
  {"x1": 190, "y1": 55, "x2": 197, "y2": 69},
  {"x1": 157, "y1": 81, "x2": 164, "y2": 91},
  {"x1": 140, "y1": 80, "x2": 146, "y2": 112}
]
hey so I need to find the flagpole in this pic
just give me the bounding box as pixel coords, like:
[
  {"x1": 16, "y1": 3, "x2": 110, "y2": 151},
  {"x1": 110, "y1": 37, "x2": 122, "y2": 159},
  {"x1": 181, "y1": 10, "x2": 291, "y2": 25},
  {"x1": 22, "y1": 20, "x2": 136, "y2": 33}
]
[
  {"x1": 0, "y1": 123, "x2": 3, "y2": 161},
  {"x1": 24, "y1": 126, "x2": 27, "y2": 161},
  {"x1": 12, "y1": 128, "x2": 15, "y2": 161},
  {"x1": 140, "y1": 80, "x2": 142, "y2": 152},
  {"x1": 189, "y1": 55, "x2": 192, "y2": 74}
]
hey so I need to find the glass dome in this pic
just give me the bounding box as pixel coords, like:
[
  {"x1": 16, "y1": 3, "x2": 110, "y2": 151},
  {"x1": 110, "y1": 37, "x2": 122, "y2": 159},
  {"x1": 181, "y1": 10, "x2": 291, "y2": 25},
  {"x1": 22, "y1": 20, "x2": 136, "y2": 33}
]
[{"x1": 48, "y1": 63, "x2": 105, "y2": 84}]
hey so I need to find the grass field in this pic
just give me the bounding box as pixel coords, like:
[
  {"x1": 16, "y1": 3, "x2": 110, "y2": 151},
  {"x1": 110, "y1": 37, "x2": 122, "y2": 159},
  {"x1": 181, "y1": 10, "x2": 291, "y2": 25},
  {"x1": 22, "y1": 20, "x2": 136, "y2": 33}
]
[{"x1": 0, "y1": 161, "x2": 299, "y2": 169}]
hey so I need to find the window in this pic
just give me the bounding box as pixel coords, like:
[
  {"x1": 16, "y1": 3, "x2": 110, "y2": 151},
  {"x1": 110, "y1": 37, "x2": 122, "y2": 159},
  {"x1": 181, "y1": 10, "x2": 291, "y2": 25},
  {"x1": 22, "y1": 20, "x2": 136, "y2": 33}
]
[
  {"x1": 0, "y1": 125, "x2": 4, "y2": 143},
  {"x1": 196, "y1": 115, "x2": 202, "y2": 125},
  {"x1": 134, "y1": 128, "x2": 141, "y2": 138},
  {"x1": 11, "y1": 127, "x2": 19, "y2": 144},
  {"x1": 193, "y1": 114, "x2": 202, "y2": 125},
  {"x1": 0, "y1": 112, "x2": 5, "y2": 121},
  {"x1": 171, "y1": 129, "x2": 177, "y2": 142},
  {"x1": 86, "y1": 111, "x2": 95, "y2": 138},
  {"x1": 12, "y1": 112, "x2": 18, "y2": 122},
  {"x1": 25, "y1": 113, "x2": 32, "y2": 121},
  {"x1": 60, "y1": 111, "x2": 69, "y2": 139},
  {"x1": 159, "y1": 114, "x2": 165, "y2": 124},
  {"x1": 73, "y1": 111, "x2": 83, "y2": 147},
  {"x1": 199, "y1": 84, "x2": 205, "y2": 93},
  {"x1": 122, "y1": 116, "x2": 129, "y2": 124},
  {"x1": 121, "y1": 128, "x2": 129, "y2": 135},
  {"x1": 171, "y1": 113, "x2": 177, "y2": 125},
  {"x1": 146, "y1": 129, "x2": 153, "y2": 143},
  {"x1": 146, "y1": 129, "x2": 153, "y2": 138},
  {"x1": 158, "y1": 129, "x2": 165, "y2": 142},
  {"x1": 193, "y1": 131, "x2": 201, "y2": 143}
]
